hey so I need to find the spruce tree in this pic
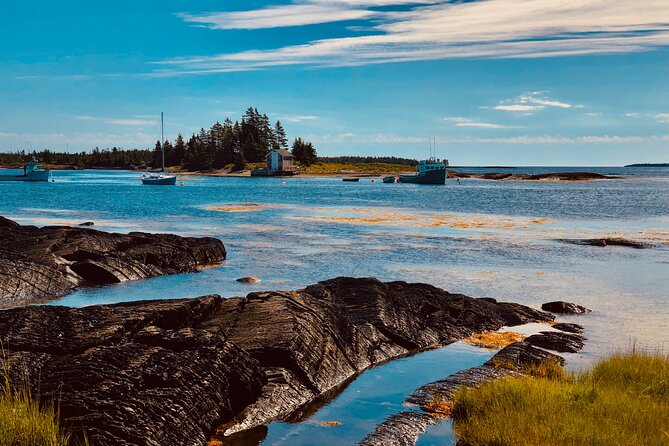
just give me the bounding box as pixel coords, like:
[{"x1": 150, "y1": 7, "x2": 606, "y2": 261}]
[{"x1": 274, "y1": 121, "x2": 288, "y2": 149}]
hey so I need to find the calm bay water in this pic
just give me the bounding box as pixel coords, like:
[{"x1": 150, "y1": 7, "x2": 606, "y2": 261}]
[{"x1": 1, "y1": 166, "x2": 668, "y2": 444}]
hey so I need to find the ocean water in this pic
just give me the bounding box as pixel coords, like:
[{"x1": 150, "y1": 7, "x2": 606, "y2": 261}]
[{"x1": 1, "y1": 167, "x2": 668, "y2": 444}]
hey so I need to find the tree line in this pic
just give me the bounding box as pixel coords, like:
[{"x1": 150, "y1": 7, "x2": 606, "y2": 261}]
[
  {"x1": 0, "y1": 107, "x2": 318, "y2": 170},
  {"x1": 318, "y1": 156, "x2": 418, "y2": 166}
]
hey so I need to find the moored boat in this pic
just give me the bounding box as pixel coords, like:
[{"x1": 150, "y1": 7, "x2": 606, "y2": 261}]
[
  {"x1": 342, "y1": 178, "x2": 360, "y2": 182},
  {"x1": 0, "y1": 160, "x2": 53, "y2": 182},
  {"x1": 399, "y1": 158, "x2": 447, "y2": 185},
  {"x1": 382, "y1": 176, "x2": 396, "y2": 183},
  {"x1": 142, "y1": 112, "x2": 176, "y2": 186}
]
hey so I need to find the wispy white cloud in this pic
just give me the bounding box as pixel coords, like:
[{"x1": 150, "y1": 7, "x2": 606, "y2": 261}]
[
  {"x1": 74, "y1": 115, "x2": 156, "y2": 126},
  {"x1": 656, "y1": 113, "x2": 669, "y2": 123},
  {"x1": 444, "y1": 117, "x2": 520, "y2": 129},
  {"x1": 178, "y1": 1, "x2": 435, "y2": 30},
  {"x1": 0, "y1": 131, "x2": 155, "y2": 149},
  {"x1": 492, "y1": 92, "x2": 575, "y2": 113},
  {"x1": 312, "y1": 132, "x2": 669, "y2": 144},
  {"x1": 280, "y1": 114, "x2": 319, "y2": 122},
  {"x1": 160, "y1": 0, "x2": 669, "y2": 75},
  {"x1": 15, "y1": 74, "x2": 91, "y2": 81}
]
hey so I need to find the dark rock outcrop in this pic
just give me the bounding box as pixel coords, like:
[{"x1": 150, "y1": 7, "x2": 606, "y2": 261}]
[
  {"x1": 359, "y1": 412, "x2": 438, "y2": 446},
  {"x1": 0, "y1": 216, "x2": 226, "y2": 306},
  {"x1": 558, "y1": 237, "x2": 649, "y2": 249},
  {"x1": 0, "y1": 297, "x2": 265, "y2": 446},
  {"x1": 0, "y1": 277, "x2": 553, "y2": 445},
  {"x1": 448, "y1": 170, "x2": 620, "y2": 181},
  {"x1": 542, "y1": 301, "x2": 592, "y2": 314},
  {"x1": 552, "y1": 322, "x2": 585, "y2": 334},
  {"x1": 236, "y1": 276, "x2": 261, "y2": 283},
  {"x1": 525, "y1": 331, "x2": 585, "y2": 353}
]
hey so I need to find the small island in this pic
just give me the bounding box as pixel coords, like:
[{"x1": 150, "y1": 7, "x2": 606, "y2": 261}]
[{"x1": 624, "y1": 163, "x2": 669, "y2": 167}]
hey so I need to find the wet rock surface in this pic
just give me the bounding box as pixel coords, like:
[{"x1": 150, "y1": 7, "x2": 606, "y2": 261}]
[
  {"x1": 448, "y1": 170, "x2": 619, "y2": 181},
  {"x1": 0, "y1": 216, "x2": 226, "y2": 306},
  {"x1": 552, "y1": 322, "x2": 585, "y2": 334},
  {"x1": 558, "y1": 237, "x2": 649, "y2": 249},
  {"x1": 0, "y1": 277, "x2": 553, "y2": 445},
  {"x1": 526, "y1": 331, "x2": 586, "y2": 353},
  {"x1": 0, "y1": 297, "x2": 265, "y2": 446},
  {"x1": 542, "y1": 300, "x2": 592, "y2": 314}
]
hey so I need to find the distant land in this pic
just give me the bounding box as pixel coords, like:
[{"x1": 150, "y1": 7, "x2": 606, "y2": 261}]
[{"x1": 624, "y1": 163, "x2": 669, "y2": 167}]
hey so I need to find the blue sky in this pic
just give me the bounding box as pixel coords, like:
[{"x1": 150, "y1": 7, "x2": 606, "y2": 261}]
[{"x1": 1, "y1": 0, "x2": 668, "y2": 165}]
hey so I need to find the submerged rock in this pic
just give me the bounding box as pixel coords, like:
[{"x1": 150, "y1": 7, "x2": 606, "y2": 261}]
[
  {"x1": 0, "y1": 277, "x2": 553, "y2": 445},
  {"x1": 542, "y1": 301, "x2": 592, "y2": 314},
  {"x1": 236, "y1": 276, "x2": 261, "y2": 283},
  {"x1": 558, "y1": 237, "x2": 649, "y2": 249},
  {"x1": 552, "y1": 322, "x2": 585, "y2": 334},
  {"x1": 0, "y1": 216, "x2": 226, "y2": 306}
]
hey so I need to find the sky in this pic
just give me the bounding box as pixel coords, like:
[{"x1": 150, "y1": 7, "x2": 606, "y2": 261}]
[{"x1": 1, "y1": 0, "x2": 668, "y2": 165}]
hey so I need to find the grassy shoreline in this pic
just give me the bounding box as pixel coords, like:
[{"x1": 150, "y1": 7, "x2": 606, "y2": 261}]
[{"x1": 452, "y1": 351, "x2": 669, "y2": 446}]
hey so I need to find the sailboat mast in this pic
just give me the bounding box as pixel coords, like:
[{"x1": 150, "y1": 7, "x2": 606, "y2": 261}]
[{"x1": 161, "y1": 112, "x2": 165, "y2": 172}]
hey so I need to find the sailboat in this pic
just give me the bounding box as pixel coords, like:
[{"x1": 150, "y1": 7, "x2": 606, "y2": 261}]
[{"x1": 141, "y1": 112, "x2": 177, "y2": 186}]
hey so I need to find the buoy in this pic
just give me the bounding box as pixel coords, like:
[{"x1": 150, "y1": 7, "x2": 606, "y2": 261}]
[
  {"x1": 281, "y1": 181, "x2": 286, "y2": 186},
  {"x1": 371, "y1": 179, "x2": 376, "y2": 183},
  {"x1": 179, "y1": 181, "x2": 185, "y2": 186}
]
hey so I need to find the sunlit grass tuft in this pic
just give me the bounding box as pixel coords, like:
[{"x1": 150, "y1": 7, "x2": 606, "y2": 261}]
[
  {"x1": 452, "y1": 351, "x2": 669, "y2": 446},
  {"x1": 0, "y1": 352, "x2": 89, "y2": 446}
]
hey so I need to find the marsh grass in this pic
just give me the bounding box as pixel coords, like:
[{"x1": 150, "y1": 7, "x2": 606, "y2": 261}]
[
  {"x1": 0, "y1": 351, "x2": 88, "y2": 446},
  {"x1": 453, "y1": 351, "x2": 669, "y2": 446}
]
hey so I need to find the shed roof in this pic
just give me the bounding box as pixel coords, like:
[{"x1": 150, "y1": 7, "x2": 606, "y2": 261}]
[{"x1": 267, "y1": 149, "x2": 294, "y2": 159}]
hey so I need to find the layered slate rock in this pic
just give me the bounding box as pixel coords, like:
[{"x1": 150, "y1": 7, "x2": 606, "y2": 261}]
[
  {"x1": 0, "y1": 216, "x2": 226, "y2": 306},
  {"x1": 0, "y1": 297, "x2": 265, "y2": 446},
  {"x1": 0, "y1": 277, "x2": 553, "y2": 445},
  {"x1": 526, "y1": 331, "x2": 586, "y2": 353},
  {"x1": 552, "y1": 322, "x2": 585, "y2": 334},
  {"x1": 218, "y1": 278, "x2": 553, "y2": 436}
]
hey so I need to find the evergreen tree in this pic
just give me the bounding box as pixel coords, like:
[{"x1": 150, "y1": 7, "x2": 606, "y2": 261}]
[
  {"x1": 274, "y1": 121, "x2": 288, "y2": 150},
  {"x1": 151, "y1": 141, "x2": 162, "y2": 168},
  {"x1": 291, "y1": 138, "x2": 318, "y2": 166},
  {"x1": 162, "y1": 140, "x2": 174, "y2": 168},
  {"x1": 172, "y1": 133, "x2": 186, "y2": 166}
]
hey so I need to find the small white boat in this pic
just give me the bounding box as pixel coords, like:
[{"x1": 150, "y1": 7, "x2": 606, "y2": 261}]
[
  {"x1": 141, "y1": 172, "x2": 177, "y2": 185},
  {"x1": 142, "y1": 112, "x2": 176, "y2": 186},
  {"x1": 0, "y1": 160, "x2": 53, "y2": 182}
]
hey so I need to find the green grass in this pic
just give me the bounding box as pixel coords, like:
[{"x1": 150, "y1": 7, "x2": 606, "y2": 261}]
[
  {"x1": 0, "y1": 364, "x2": 87, "y2": 446},
  {"x1": 303, "y1": 162, "x2": 415, "y2": 174},
  {"x1": 452, "y1": 351, "x2": 669, "y2": 446}
]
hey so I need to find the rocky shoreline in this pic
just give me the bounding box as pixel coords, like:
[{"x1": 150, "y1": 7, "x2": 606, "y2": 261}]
[
  {"x1": 0, "y1": 217, "x2": 226, "y2": 306},
  {"x1": 447, "y1": 170, "x2": 621, "y2": 181},
  {"x1": 0, "y1": 277, "x2": 557, "y2": 446}
]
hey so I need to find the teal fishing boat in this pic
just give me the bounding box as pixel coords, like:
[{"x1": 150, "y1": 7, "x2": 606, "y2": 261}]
[
  {"x1": 0, "y1": 159, "x2": 53, "y2": 182},
  {"x1": 141, "y1": 112, "x2": 176, "y2": 186},
  {"x1": 399, "y1": 159, "x2": 448, "y2": 184},
  {"x1": 382, "y1": 176, "x2": 396, "y2": 183},
  {"x1": 399, "y1": 138, "x2": 448, "y2": 185}
]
